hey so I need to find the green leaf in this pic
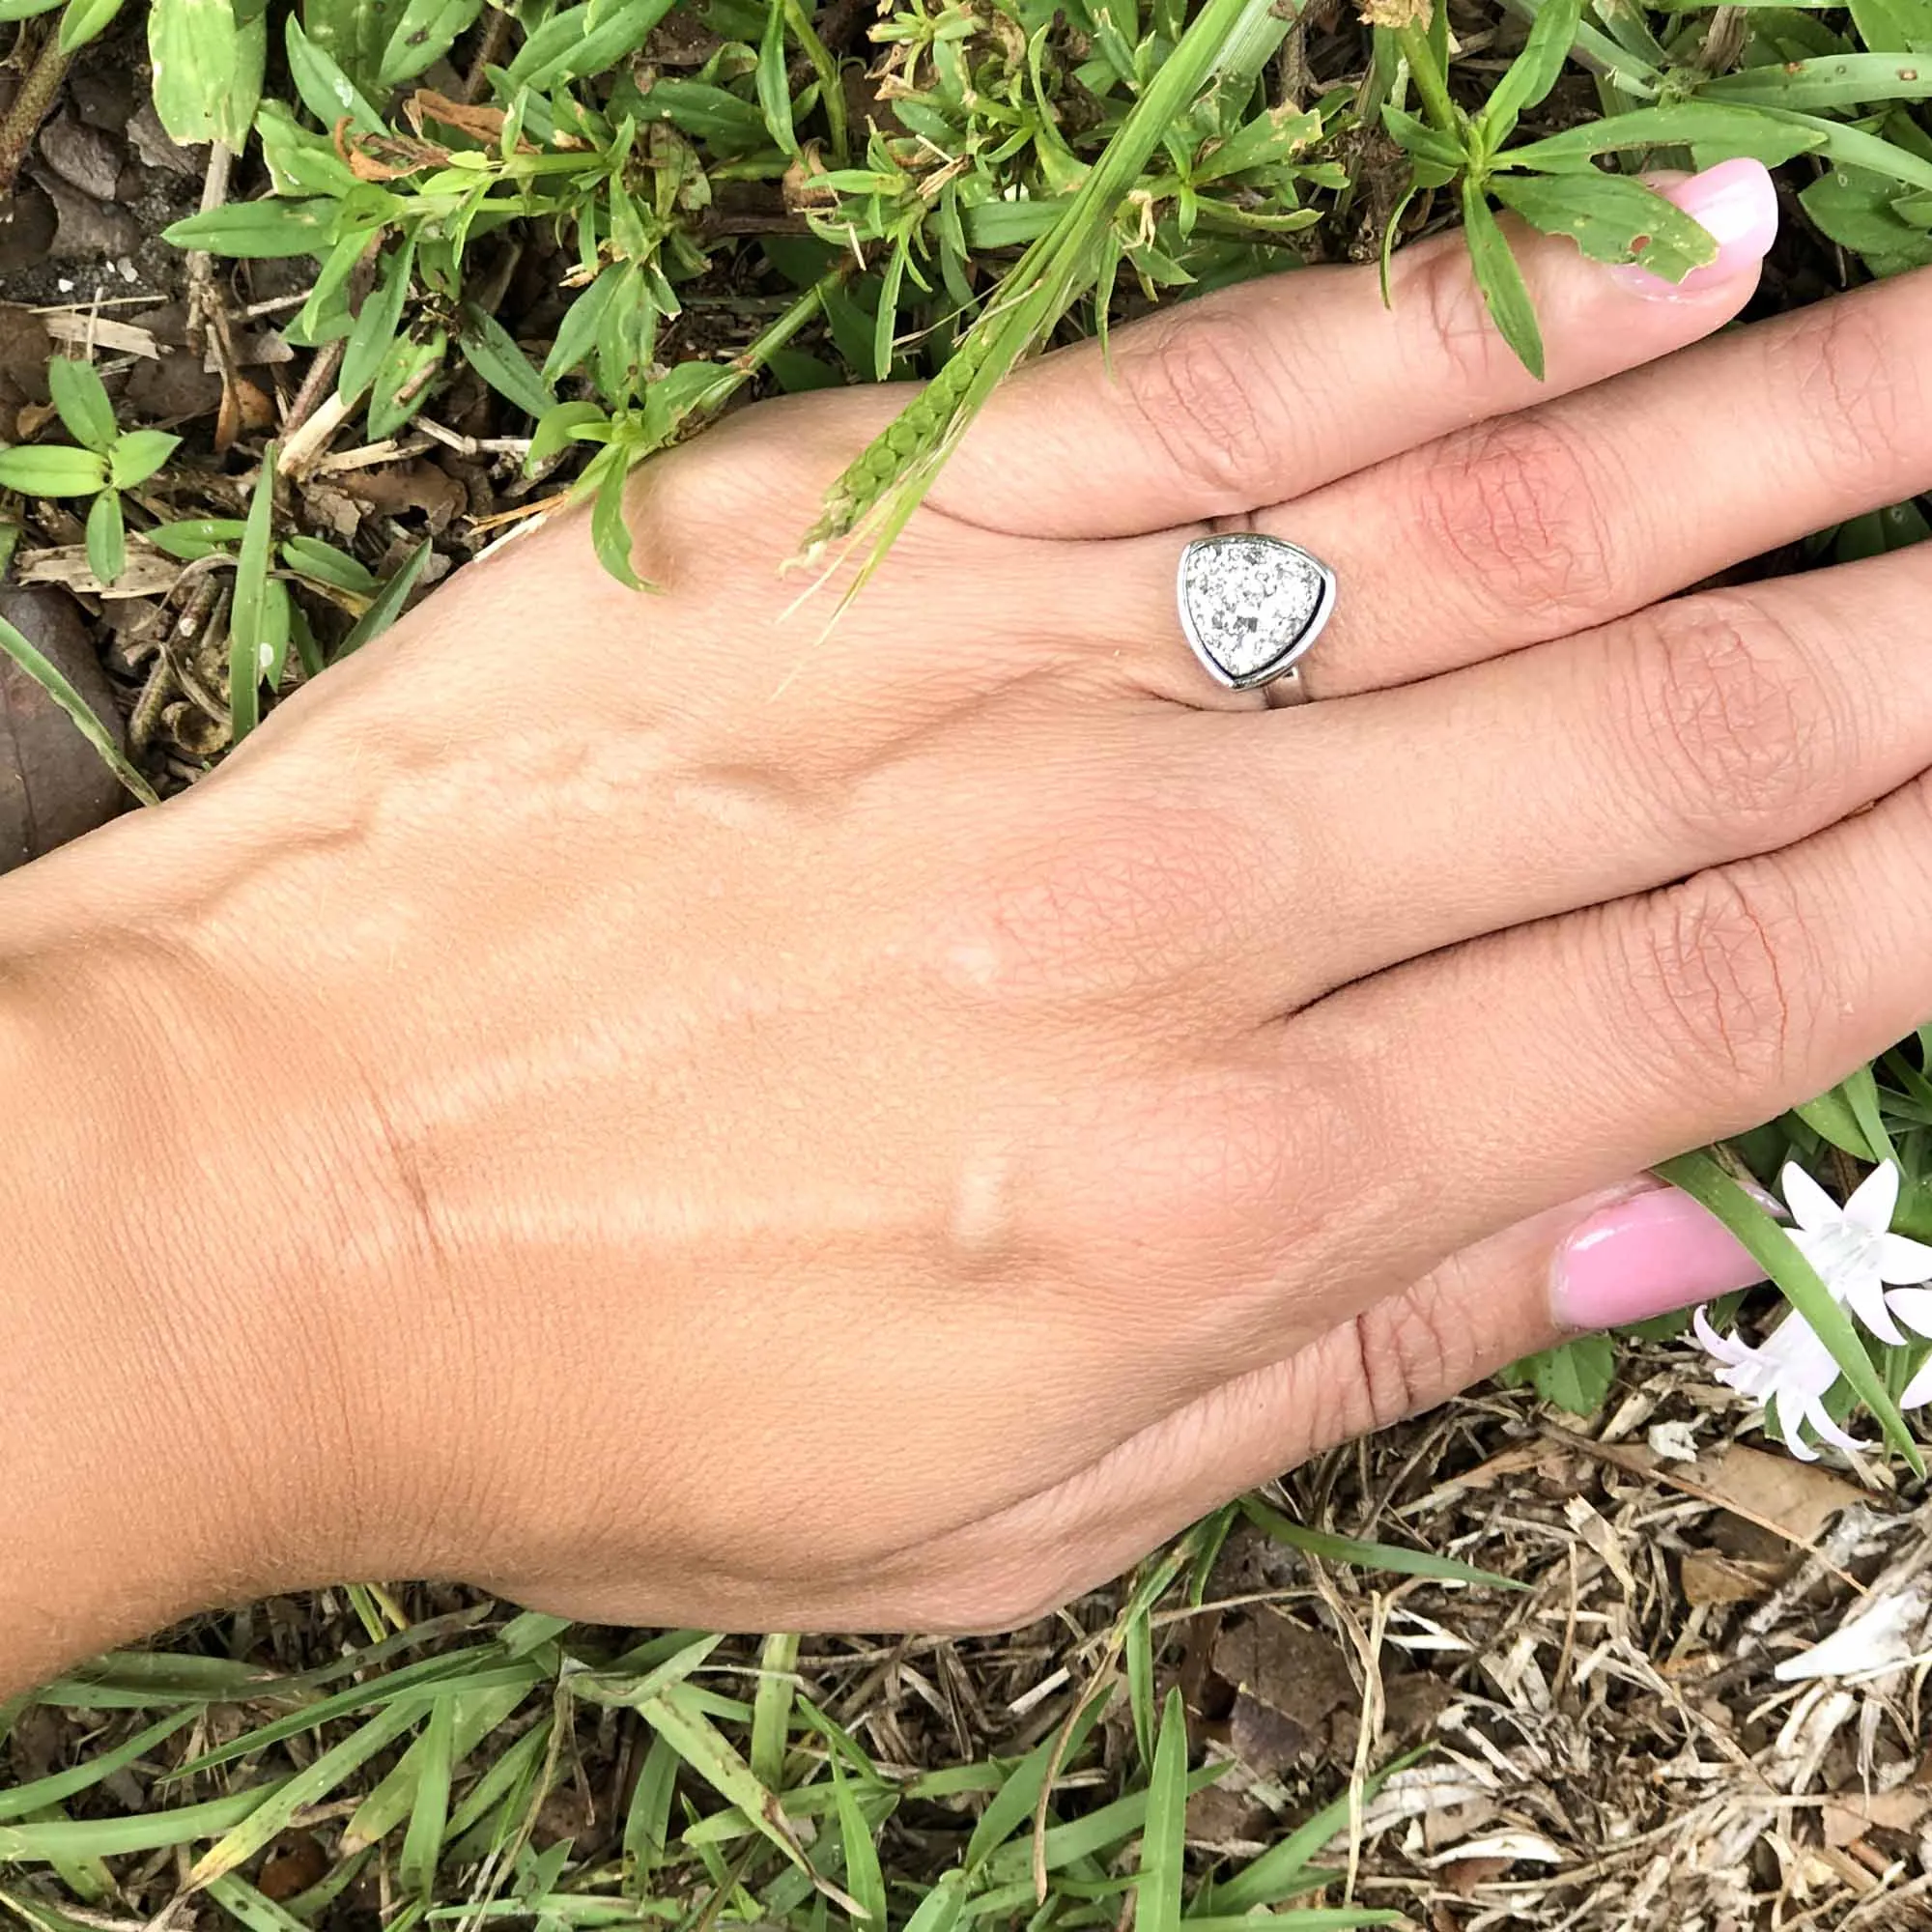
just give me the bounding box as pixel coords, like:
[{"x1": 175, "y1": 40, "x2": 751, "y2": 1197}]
[
  {"x1": 830, "y1": 1754, "x2": 888, "y2": 1928},
  {"x1": 203, "y1": 1875, "x2": 310, "y2": 1932},
  {"x1": 280, "y1": 535, "x2": 379, "y2": 594},
  {"x1": 187, "y1": 1699, "x2": 426, "y2": 1888},
  {"x1": 47, "y1": 355, "x2": 117, "y2": 452},
  {"x1": 110, "y1": 430, "x2": 184, "y2": 491},
  {"x1": 1202, "y1": 1749, "x2": 1429, "y2": 1917},
  {"x1": 366, "y1": 327, "x2": 447, "y2": 440},
  {"x1": 0, "y1": 1786, "x2": 278, "y2": 1861},
  {"x1": 1491, "y1": 169, "x2": 1719, "y2": 280},
  {"x1": 149, "y1": 0, "x2": 239, "y2": 144},
  {"x1": 507, "y1": 0, "x2": 677, "y2": 91},
  {"x1": 0, "y1": 0, "x2": 65, "y2": 21},
  {"x1": 228, "y1": 445, "x2": 278, "y2": 746},
  {"x1": 379, "y1": 0, "x2": 482, "y2": 83},
  {"x1": 1499, "y1": 100, "x2": 1827, "y2": 170},
  {"x1": 1523, "y1": 1334, "x2": 1617, "y2": 1412},
  {"x1": 1803, "y1": 164, "x2": 1932, "y2": 264},
  {"x1": 757, "y1": 0, "x2": 798, "y2": 154},
  {"x1": 961, "y1": 1696, "x2": 1109, "y2": 1875},
  {"x1": 286, "y1": 14, "x2": 384, "y2": 134},
  {"x1": 633, "y1": 1679, "x2": 806, "y2": 1872},
  {"x1": 334, "y1": 541, "x2": 429, "y2": 658},
  {"x1": 341, "y1": 1678, "x2": 533, "y2": 1850},
  {"x1": 85, "y1": 489, "x2": 126, "y2": 588},
  {"x1": 341, "y1": 238, "x2": 417, "y2": 404},
  {"x1": 303, "y1": 0, "x2": 405, "y2": 97},
  {"x1": 1381, "y1": 102, "x2": 1466, "y2": 174},
  {"x1": 147, "y1": 517, "x2": 249, "y2": 558},
  {"x1": 1699, "y1": 52, "x2": 1932, "y2": 110},
  {"x1": 1137, "y1": 1691, "x2": 1187, "y2": 1932},
  {"x1": 589, "y1": 447, "x2": 643, "y2": 590},
  {"x1": 542, "y1": 270, "x2": 625, "y2": 384},
  {"x1": 750, "y1": 1633, "x2": 800, "y2": 1792},
  {"x1": 58, "y1": 0, "x2": 126, "y2": 55},
  {"x1": 621, "y1": 1733, "x2": 678, "y2": 1893},
  {"x1": 0, "y1": 444, "x2": 109, "y2": 496},
  {"x1": 458, "y1": 305, "x2": 555, "y2": 418},
  {"x1": 1460, "y1": 177, "x2": 1545, "y2": 379},
  {"x1": 1481, "y1": 0, "x2": 1583, "y2": 146},
  {"x1": 396, "y1": 1691, "x2": 453, "y2": 1899},
  {"x1": 161, "y1": 200, "x2": 336, "y2": 259},
  {"x1": 0, "y1": 1712, "x2": 195, "y2": 1824},
  {"x1": 1657, "y1": 1149, "x2": 1924, "y2": 1472},
  {"x1": 0, "y1": 611, "x2": 158, "y2": 808},
  {"x1": 1241, "y1": 1496, "x2": 1523, "y2": 1588}
]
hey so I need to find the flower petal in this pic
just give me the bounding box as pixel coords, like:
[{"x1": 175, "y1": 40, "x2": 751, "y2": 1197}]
[
  {"x1": 1774, "y1": 1395, "x2": 1822, "y2": 1460},
  {"x1": 1842, "y1": 1272, "x2": 1909, "y2": 1346},
  {"x1": 1845, "y1": 1160, "x2": 1902, "y2": 1235},
  {"x1": 1876, "y1": 1234, "x2": 1932, "y2": 1285},
  {"x1": 1781, "y1": 1161, "x2": 1843, "y2": 1236},
  {"x1": 1902, "y1": 1355, "x2": 1932, "y2": 1410},
  {"x1": 1884, "y1": 1286, "x2": 1932, "y2": 1339},
  {"x1": 1801, "y1": 1399, "x2": 1866, "y2": 1455},
  {"x1": 1692, "y1": 1306, "x2": 1747, "y2": 1366}
]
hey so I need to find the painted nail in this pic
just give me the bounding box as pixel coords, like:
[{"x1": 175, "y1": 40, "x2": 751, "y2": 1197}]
[
  {"x1": 1551, "y1": 1184, "x2": 1767, "y2": 1331},
  {"x1": 1614, "y1": 156, "x2": 1779, "y2": 299}
]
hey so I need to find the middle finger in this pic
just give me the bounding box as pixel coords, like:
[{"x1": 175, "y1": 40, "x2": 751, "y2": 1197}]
[{"x1": 1201, "y1": 542, "x2": 1932, "y2": 1011}]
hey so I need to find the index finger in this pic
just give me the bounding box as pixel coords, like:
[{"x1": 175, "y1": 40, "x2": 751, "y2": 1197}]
[{"x1": 930, "y1": 160, "x2": 1779, "y2": 539}]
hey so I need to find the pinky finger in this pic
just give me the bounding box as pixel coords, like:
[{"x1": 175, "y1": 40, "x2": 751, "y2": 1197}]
[{"x1": 884, "y1": 1185, "x2": 1761, "y2": 1631}]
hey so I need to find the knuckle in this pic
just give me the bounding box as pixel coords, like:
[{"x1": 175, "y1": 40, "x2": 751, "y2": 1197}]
[
  {"x1": 1616, "y1": 864, "x2": 1816, "y2": 1090},
  {"x1": 1409, "y1": 412, "x2": 1619, "y2": 627},
  {"x1": 1775, "y1": 297, "x2": 1912, "y2": 493},
  {"x1": 1410, "y1": 237, "x2": 1513, "y2": 394},
  {"x1": 1110, "y1": 304, "x2": 1286, "y2": 507},
  {"x1": 1617, "y1": 594, "x2": 1844, "y2": 835}
]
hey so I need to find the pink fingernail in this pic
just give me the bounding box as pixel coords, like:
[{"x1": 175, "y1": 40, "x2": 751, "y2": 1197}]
[
  {"x1": 1613, "y1": 157, "x2": 1779, "y2": 300},
  {"x1": 1551, "y1": 1185, "x2": 1766, "y2": 1330}
]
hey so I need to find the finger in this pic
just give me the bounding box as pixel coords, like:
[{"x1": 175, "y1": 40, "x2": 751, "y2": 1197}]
[
  {"x1": 875, "y1": 1185, "x2": 1763, "y2": 1631},
  {"x1": 1215, "y1": 549, "x2": 1932, "y2": 1004},
  {"x1": 1253, "y1": 259, "x2": 1932, "y2": 698},
  {"x1": 1277, "y1": 760, "x2": 1932, "y2": 1316},
  {"x1": 927, "y1": 160, "x2": 1778, "y2": 540}
]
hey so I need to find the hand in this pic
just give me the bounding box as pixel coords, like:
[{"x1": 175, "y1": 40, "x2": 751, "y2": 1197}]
[{"x1": 6, "y1": 157, "x2": 1929, "y2": 1683}]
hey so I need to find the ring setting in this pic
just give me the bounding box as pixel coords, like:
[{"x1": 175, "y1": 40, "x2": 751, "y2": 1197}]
[{"x1": 1177, "y1": 533, "x2": 1337, "y2": 698}]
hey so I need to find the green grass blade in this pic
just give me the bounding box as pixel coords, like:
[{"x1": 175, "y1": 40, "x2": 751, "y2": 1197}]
[
  {"x1": 1240, "y1": 1497, "x2": 1522, "y2": 1588},
  {"x1": 334, "y1": 540, "x2": 430, "y2": 658},
  {"x1": 398, "y1": 1689, "x2": 455, "y2": 1899},
  {"x1": 206, "y1": 1874, "x2": 312, "y2": 1932},
  {"x1": 1136, "y1": 1690, "x2": 1187, "y2": 1932},
  {"x1": 186, "y1": 1698, "x2": 428, "y2": 1888},
  {"x1": 0, "y1": 1710, "x2": 195, "y2": 1824},
  {"x1": 751, "y1": 1633, "x2": 801, "y2": 1790},
  {"x1": 0, "y1": 611, "x2": 157, "y2": 808},
  {"x1": 634, "y1": 1679, "x2": 807, "y2": 1872},
  {"x1": 1199, "y1": 1748, "x2": 1430, "y2": 1916},
  {"x1": 831, "y1": 1754, "x2": 889, "y2": 1927},
  {"x1": 0, "y1": 1785, "x2": 283, "y2": 1862}
]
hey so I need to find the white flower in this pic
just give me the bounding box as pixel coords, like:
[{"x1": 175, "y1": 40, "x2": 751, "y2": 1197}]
[
  {"x1": 1692, "y1": 1305, "x2": 1865, "y2": 1462},
  {"x1": 1781, "y1": 1160, "x2": 1932, "y2": 1345}
]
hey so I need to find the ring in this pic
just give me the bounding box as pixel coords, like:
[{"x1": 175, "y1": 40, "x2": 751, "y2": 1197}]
[{"x1": 1177, "y1": 533, "x2": 1337, "y2": 700}]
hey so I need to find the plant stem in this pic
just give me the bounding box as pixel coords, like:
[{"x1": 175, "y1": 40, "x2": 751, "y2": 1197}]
[
  {"x1": 0, "y1": 22, "x2": 71, "y2": 199},
  {"x1": 1396, "y1": 21, "x2": 1460, "y2": 135}
]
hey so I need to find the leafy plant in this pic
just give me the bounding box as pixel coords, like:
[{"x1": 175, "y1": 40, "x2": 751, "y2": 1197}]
[{"x1": 0, "y1": 357, "x2": 180, "y2": 590}]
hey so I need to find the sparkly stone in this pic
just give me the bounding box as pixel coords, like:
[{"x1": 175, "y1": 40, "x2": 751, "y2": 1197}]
[{"x1": 1179, "y1": 535, "x2": 1331, "y2": 688}]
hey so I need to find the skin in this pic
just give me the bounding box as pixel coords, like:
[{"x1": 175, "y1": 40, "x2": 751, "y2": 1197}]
[{"x1": 6, "y1": 187, "x2": 1932, "y2": 1698}]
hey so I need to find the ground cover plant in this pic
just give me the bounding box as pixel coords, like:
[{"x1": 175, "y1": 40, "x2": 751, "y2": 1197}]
[{"x1": 6, "y1": 0, "x2": 1932, "y2": 1921}]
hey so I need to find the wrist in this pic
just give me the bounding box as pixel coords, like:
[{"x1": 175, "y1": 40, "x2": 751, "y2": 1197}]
[{"x1": 0, "y1": 849, "x2": 358, "y2": 1691}]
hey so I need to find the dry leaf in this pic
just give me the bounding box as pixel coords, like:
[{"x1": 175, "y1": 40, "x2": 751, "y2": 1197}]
[
  {"x1": 1692, "y1": 1442, "x2": 1866, "y2": 1546},
  {"x1": 1681, "y1": 1549, "x2": 1781, "y2": 1605},
  {"x1": 1821, "y1": 1785, "x2": 1932, "y2": 1850},
  {"x1": 0, "y1": 585, "x2": 130, "y2": 870}
]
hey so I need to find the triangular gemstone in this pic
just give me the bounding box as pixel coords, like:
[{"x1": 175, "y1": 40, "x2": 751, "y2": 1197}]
[{"x1": 1177, "y1": 534, "x2": 1335, "y2": 690}]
